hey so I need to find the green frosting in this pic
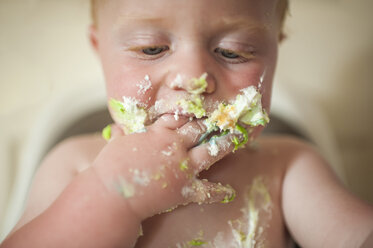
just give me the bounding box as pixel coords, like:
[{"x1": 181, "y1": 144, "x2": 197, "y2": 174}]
[
  {"x1": 109, "y1": 98, "x2": 125, "y2": 115},
  {"x1": 188, "y1": 239, "x2": 206, "y2": 246},
  {"x1": 205, "y1": 86, "x2": 269, "y2": 132},
  {"x1": 177, "y1": 73, "x2": 208, "y2": 118},
  {"x1": 109, "y1": 98, "x2": 147, "y2": 134},
  {"x1": 188, "y1": 73, "x2": 208, "y2": 95},
  {"x1": 201, "y1": 86, "x2": 269, "y2": 148},
  {"x1": 232, "y1": 124, "x2": 249, "y2": 151},
  {"x1": 179, "y1": 159, "x2": 189, "y2": 172},
  {"x1": 239, "y1": 104, "x2": 270, "y2": 127},
  {"x1": 221, "y1": 190, "x2": 236, "y2": 203},
  {"x1": 102, "y1": 124, "x2": 112, "y2": 141},
  {"x1": 177, "y1": 95, "x2": 206, "y2": 119}
]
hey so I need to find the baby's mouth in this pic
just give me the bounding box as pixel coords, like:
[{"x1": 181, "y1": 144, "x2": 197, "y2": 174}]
[
  {"x1": 146, "y1": 106, "x2": 187, "y2": 124},
  {"x1": 108, "y1": 79, "x2": 269, "y2": 151},
  {"x1": 147, "y1": 96, "x2": 208, "y2": 124}
]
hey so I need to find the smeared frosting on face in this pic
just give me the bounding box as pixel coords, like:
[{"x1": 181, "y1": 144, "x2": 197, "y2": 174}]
[
  {"x1": 187, "y1": 72, "x2": 208, "y2": 95},
  {"x1": 109, "y1": 97, "x2": 147, "y2": 135},
  {"x1": 137, "y1": 74, "x2": 152, "y2": 95},
  {"x1": 170, "y1": 73, "x2": 184, "y2": 88},
  {"x1": 106, "y1": 73, "x2": 269, "y2": 153},
  {"x1": 178, "y1": 95, "x2": 206, "y2": 119},
  {"x1": 204, "y1": 86, "x2": 269, "y2": 132}
]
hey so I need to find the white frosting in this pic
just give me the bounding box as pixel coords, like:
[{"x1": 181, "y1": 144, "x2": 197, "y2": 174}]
[
  {"x1": 208, "y1": 139, "x2": 219, "y2": 156},
  {"x1": 171, "y1": 74, "x2": 183, "y2": 88},
  {"x1": 118, "y1": 177, "x2": 135, "y2": 199},
  {"x1": 120, "y1": 96, "x2": 147, "y2": 134},
  {"x1": 137, "y1": 74, "x2": 152, "y2": 95},
  {"x1": 132, "y1": 169, "x2": 151, "y2": 186}
]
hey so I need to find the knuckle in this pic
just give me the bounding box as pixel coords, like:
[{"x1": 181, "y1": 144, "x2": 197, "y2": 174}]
[{"x1": 195, "y1": 119, "x2": 207, "y2": 133}]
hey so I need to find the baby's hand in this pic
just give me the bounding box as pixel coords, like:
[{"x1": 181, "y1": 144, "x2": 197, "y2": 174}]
[{"x1": 92, "y1": 115, "x2": 238, "y2": 221}]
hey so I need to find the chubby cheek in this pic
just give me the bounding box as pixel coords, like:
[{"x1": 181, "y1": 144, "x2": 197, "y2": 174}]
[
  {"x1": 261, "y1": 81, "x2": 273, "y2": 112},
  {"x1": 231, "y1": 63, "x2": 264, "y2": 88},
  {"x1": 220, "y1": 60, "x2": 273, "y2": 102},
  {"x1": 103, "y1": 61, "x2": 155, "y2": 106},
  {"x1": 98, "y1": 40, "x2": 153, "y2": 104},
  {"x1": 220, "y1": 60, "x2": 274, "y2": 138}
]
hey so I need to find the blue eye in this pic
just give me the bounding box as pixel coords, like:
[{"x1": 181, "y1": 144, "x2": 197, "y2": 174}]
[
  {"x1": 214, "y1": 47, "x2": 252, "y2": 64},
  {"x1": 142, "y1": 46, "x2": 169, "y2": 55}
]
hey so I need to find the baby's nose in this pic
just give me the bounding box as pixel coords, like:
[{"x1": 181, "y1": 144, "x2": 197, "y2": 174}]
[
  {"x1": 166, "y1": 72, "x2": 216, "y2": 94},
  {"x1": 163, "y1": 46, "x2": 217, "y2": 94}
]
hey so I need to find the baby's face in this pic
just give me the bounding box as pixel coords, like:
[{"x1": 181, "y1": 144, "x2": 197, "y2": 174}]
[{"x1": 91, "y1": 0, "x2": 281, "y2": 124}]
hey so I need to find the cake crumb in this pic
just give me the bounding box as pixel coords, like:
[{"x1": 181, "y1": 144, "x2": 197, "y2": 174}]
[{"x1": 137, "y1": 74, "x2": 152, "y2": 95}]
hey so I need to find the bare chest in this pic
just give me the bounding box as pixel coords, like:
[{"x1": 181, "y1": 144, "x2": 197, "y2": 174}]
[{"x1": 135, "y1": 148, "x2": 290, "y2": 248}]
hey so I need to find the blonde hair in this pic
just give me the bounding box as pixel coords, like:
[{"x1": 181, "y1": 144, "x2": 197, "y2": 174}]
[{"x1": 91, "y1": 0, "x2": 289, "y2": 28}]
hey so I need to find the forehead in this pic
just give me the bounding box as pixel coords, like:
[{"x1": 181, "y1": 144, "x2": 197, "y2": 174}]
[{"x1": 97, "y1": 0, "x2": 280, "y2": 30}]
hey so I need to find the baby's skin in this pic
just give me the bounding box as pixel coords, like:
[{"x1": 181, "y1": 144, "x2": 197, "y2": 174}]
[
  {"x1": 3, "y1": 89, "x2": 373, "y2": 247},
  {"x1": 5, "y1": 124, "x2": 373, "y2": 247},
  {"x1": 2, "y1": 0, "x2": 373, "y2": 247}
]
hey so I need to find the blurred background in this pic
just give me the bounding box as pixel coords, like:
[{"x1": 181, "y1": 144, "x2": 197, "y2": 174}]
[{"x1": 0, "y1": 0, "x2": 372, "y2": 227}]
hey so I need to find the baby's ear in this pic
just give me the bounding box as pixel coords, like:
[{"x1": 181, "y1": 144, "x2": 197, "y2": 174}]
[{"x1": 88, "y1": 24, "x2": 99, "y2": 54}]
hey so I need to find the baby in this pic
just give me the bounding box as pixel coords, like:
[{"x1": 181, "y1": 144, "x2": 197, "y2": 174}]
[{"x1": 2, "y1": 0, "x2": 373, "y2": 247}]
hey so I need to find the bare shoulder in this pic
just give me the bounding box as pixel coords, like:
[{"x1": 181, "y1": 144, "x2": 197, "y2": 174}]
[
  {"x1": 205, "y1": 134, "x2": 319, "y2": 189},
  {"x1": 257, "y1": 134, "x2": 326, "y2": 169},
  {"x1": 12, "y1": 133, "x2": 106, "y2": 232},
  {"x1": 258, "y1": 134, "x2": 317, "y2": 155},
  {"x1": 267, "y1": 135, "x2": 373, "y2": 247},
  {"x1": 258, "y1": 134, "x2": 341, "y2": 182},
  {"x1": 256, "y1": 134, "x2": 340, "y2": 186}
]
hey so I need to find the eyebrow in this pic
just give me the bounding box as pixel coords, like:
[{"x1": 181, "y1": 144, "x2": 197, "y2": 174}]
[
  {"x1": 117, "y1": 15, "x2": 164, "y2": 23},
  {"x1": 113, "y1": 14, "x2": 166, "y2": 32},
  {"x1": 218, "y1": 17, "x2": 270, "y2": 33},
  {"x1": 112, "y1": 15, "x2": 269, "y2": 37}
]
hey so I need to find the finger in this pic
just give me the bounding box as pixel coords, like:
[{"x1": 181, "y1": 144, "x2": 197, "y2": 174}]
[
  {"x1": 151, "y1": 114, "x2": 190, "y2": 130},
  {"x1": 181, "y1": 179, "x2": 236, "y2": 205},
  {"x1": 188, "y1": 132, "x2": 242, "y2": 173},
  {"x1": 176, "y1": 119, "x2": 207, "y2": 148}
]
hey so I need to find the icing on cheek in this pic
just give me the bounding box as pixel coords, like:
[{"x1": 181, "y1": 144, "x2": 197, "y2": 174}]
[
  {"x1": 107, "y1": 72, "x2": 154, "y2": 105},
  {"x1": 136, "y1": 75, "x2": 152, "y2": 95}
]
